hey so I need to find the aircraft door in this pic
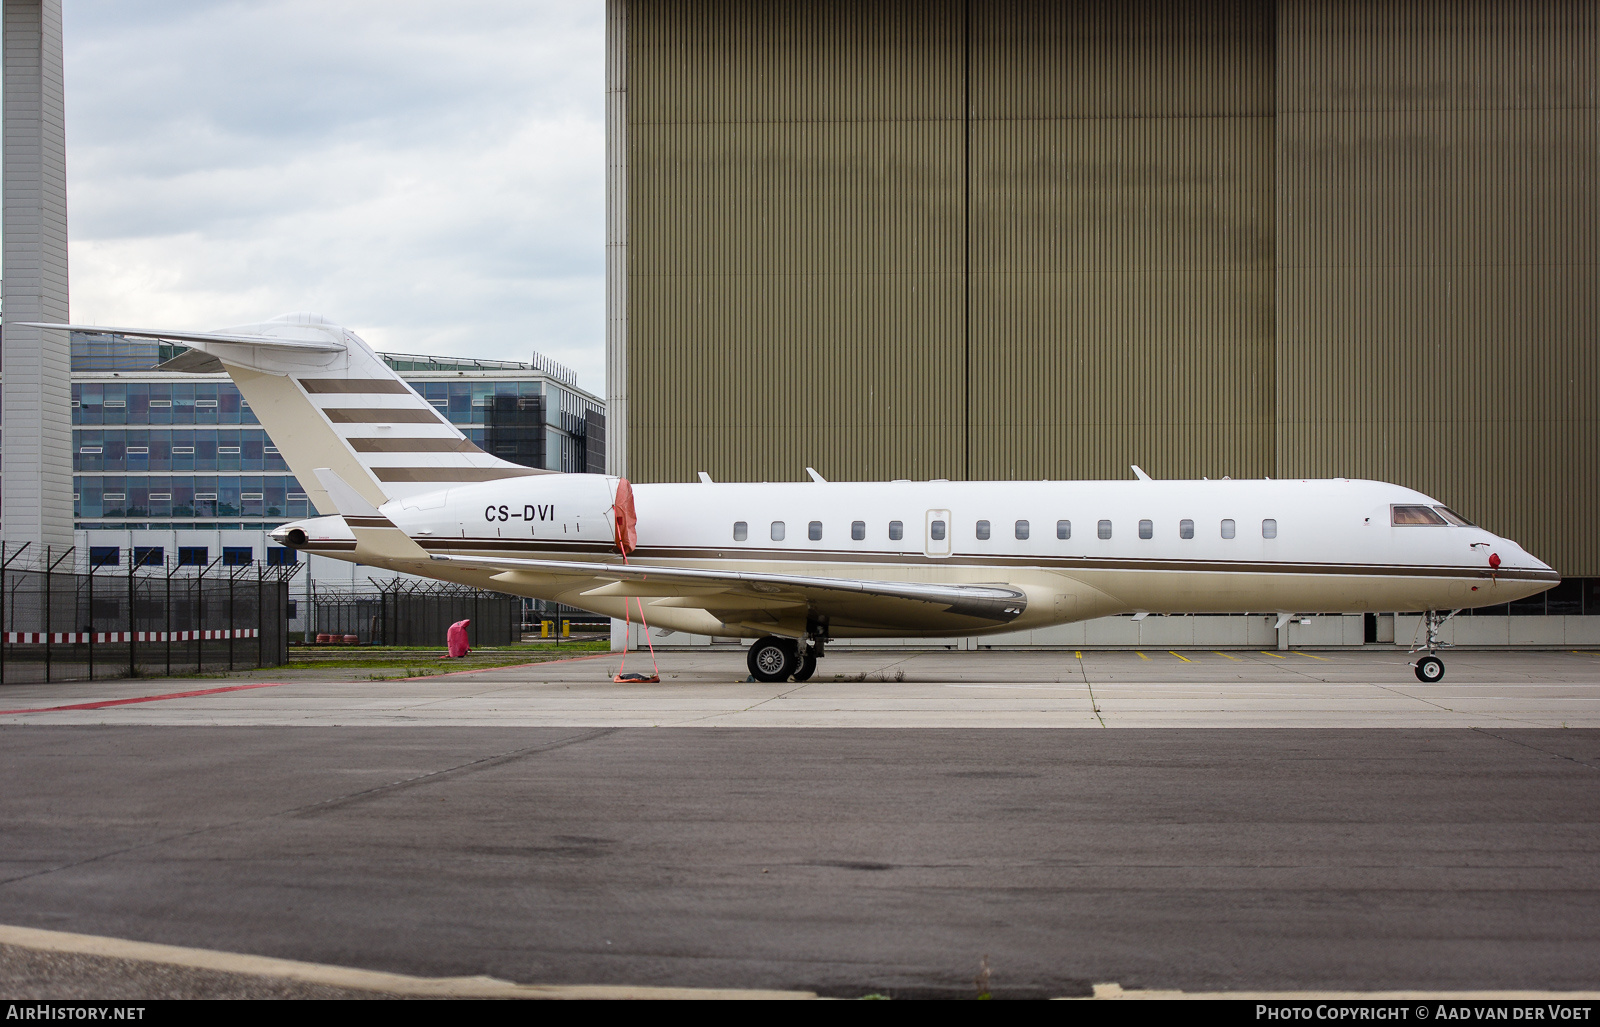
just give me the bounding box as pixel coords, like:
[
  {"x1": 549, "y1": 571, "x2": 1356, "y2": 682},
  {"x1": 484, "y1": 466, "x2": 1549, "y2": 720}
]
[{"x1": 925, "y1": 509, "x2": 952, "y2": 558}]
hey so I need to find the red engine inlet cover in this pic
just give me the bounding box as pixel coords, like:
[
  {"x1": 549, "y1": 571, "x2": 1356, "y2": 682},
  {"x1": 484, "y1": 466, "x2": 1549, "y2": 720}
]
[{"x1": 613, "y1": 477, "x2": 638, "y2": 556}]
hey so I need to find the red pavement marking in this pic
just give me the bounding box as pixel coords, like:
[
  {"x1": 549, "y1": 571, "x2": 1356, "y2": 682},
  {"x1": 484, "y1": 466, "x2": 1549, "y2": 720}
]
[
  {"x1": 0, "y1": 681, "x2": 290, "y2": 716},
  {"x1": 391, "y1": 652, "x2": 613, "y2": 681}
]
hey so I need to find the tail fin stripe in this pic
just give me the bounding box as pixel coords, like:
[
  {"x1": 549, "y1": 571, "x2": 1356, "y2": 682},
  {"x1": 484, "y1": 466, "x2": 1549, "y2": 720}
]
[
  {"x1": 373, "y1": 467, "x2": 545, "y2": 483},
  {"x1": 349, "y1": 438, "x2": 482, "y2": 453},
  {"x1": 298, "y1": 378, "x2": 411, "y2": 394},
  {"x1": 324, "y1": 408, "x2": 445, "y2": 423}
]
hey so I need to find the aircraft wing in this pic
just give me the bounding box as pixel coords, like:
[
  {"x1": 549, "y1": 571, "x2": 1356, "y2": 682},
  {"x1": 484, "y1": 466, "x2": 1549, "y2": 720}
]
[{"x1": 430, "y1": 553, "x2": 1029, "y2": 633}]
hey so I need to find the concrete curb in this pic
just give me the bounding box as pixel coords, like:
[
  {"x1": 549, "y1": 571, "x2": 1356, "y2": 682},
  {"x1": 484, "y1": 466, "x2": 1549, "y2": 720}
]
[{"x1": 0, "y1": 924, "x2": 817, "y2": 1000}]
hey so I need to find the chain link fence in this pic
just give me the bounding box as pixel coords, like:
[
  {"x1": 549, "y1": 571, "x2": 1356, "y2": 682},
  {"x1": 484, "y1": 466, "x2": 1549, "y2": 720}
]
[
  {"x1": 0, "y1": 543, "x2": 298, "y2": 684},
  {"x1": 303, "y1": 578, "x2": 521, "y2": 647}
]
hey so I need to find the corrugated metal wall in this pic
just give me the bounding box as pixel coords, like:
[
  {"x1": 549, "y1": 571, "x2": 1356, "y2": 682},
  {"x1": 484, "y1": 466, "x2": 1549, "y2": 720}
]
[
  {"x1": 627, "y1": 0, "x2": 969, "y2": 483},
  {"x1": 622, "y1": 0, "x2": 1599, "y2": 573},
  {"x1": 969, "y1": 1, "x2": 1275, "y2": 481},
  {"x1": 1275, "y1": 0, "x2": 1599, "y2": 575}
]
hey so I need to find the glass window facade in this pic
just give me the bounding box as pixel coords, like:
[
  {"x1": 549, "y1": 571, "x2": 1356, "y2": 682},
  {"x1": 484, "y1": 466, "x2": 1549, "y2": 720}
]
[{"x1": 64, "y1": 332, "x2": 606, "y2": 530}]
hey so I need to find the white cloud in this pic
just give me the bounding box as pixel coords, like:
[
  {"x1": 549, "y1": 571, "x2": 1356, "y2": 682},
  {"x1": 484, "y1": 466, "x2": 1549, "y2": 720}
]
[{"x1": 64, "y1": 0, "x2": 607, "y2": 394}]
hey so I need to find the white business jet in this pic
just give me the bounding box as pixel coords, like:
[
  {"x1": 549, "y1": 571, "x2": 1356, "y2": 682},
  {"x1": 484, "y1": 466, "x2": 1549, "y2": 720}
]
[{"x1": 29, "y1": 314, "x2": 1558, "y2": 684}]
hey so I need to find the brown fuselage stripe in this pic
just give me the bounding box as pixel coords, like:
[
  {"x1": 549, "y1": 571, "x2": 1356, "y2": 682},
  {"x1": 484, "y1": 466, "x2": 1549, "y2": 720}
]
[
  {"x1": 299, "y1": 379, "x2": 411, "y2": 394},
  {"x1": 296, "y1": 536, "x2": 1553, "y2": 582},
  {"x1": 324, "y1": 408, "x2": 442, "y2": 423}
]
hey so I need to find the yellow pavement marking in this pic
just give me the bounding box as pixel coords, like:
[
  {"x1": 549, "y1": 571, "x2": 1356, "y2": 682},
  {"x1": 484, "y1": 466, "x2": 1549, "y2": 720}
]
[
  {"x1": 1259, "y1": 651, "x2": 1286, "y2": 659},
  {"x1": 1168, "y1": 651, "x2": 1191, "y2": 662},
  {"x1": 1293, "y1": 652, "x2": 1330, "y2": 661},
  {"x1": 1212, "y1": 651, "x2": 1240, "y2": 661},
  {"x1": 1136, "y1": 651, "x2": 1149, "y2": 660},
  {"x1": 1075, "y1": 651, "x2": 1083, "y2": 659},
  {"x1": 0, "y1": 924, "x2": 814, "y2": 1000}
]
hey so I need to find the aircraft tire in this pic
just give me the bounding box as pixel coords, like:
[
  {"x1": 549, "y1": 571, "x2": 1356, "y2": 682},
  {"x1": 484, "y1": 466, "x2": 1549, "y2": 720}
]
[
  {"x1": 793, "y1": 653, "x2": 818, "y2": 682},
  {"x1": 748, "y1": 636, "x2": 795, "y2": 683},
  {"x1": 1414, "y1": 655, "x2": 1445, "y2": 682}
]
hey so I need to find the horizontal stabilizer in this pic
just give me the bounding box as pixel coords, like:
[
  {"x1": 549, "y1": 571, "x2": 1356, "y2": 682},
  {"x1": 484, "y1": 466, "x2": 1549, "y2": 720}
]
[
  {"x1": 17, "y1": 322, "x2": 344, "y2": 352},
  {"x1": 154, "y1": 348, "x2": 224, "y2": 373}
]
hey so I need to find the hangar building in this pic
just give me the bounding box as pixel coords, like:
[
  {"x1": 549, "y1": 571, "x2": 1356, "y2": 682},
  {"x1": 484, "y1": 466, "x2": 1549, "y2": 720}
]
[{"x1": 604, "y1": 0, "x2": 1598, "y2": 644}]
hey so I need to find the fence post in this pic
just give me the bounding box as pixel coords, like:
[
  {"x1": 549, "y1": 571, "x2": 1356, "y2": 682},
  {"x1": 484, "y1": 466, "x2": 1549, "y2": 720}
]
[
  {"x1": 0, "y1": 541, "x2": 33, "y2": 685},
  {"x1": 43, "y1": 546, "x2": 70, "y2": 684},
  {"x1": 227, "y1": 563, "x2": 237, "y2": 671},
  {"x1": 1, "y1": 541, "x2": 7, "y2": 685},
  {"x1": 86, "y1": 557, "x2": 95, "y2": 681},
  {"x1": 128, "y1": 551, "x2": 137, "y2": 677},
  {"x1": 257, "y1": 563, "x2": 265, "y2": 668},
  {"x1": 164, "y1": 557, "x2": 173, "y2": 677}
]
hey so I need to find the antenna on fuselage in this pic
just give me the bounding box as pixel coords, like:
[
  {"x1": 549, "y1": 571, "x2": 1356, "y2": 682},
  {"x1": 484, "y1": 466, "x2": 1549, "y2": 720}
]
[{"x1": 1131, "y1": 465, "x2": 1152, "y2": 481}]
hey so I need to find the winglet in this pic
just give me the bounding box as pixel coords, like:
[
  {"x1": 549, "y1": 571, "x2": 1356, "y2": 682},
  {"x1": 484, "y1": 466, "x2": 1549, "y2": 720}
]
[
  {"x1": 313, "y1": 468, "x2": 380, "y2": 517},
  {"x1": 1131, "y1": 465, "x2": 1152, "y2": 481}
]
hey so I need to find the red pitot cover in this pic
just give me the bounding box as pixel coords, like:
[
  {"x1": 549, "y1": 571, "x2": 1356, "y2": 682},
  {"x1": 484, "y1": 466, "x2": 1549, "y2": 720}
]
[
  {"x1": 613, "y1": 478, "x2": 638, "y2": 556},
  {"x1": 447, "y1": 619, "x2": 471, "y2": 658}
]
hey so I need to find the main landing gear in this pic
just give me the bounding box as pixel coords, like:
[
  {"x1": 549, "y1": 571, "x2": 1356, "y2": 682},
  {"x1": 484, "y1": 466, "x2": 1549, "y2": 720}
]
[
  {"x1": 1409, "y1": 609, "x2": 1459, "y2": 682},
  {"x1": 747, "y1": 634, "x2": 823, "y2": 683}
]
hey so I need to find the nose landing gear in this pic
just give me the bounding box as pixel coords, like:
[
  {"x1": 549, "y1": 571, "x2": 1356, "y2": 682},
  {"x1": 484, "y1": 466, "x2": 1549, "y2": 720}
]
[{"x1": 1409, "y1": 609, "x2": 1459, "y2": 682}]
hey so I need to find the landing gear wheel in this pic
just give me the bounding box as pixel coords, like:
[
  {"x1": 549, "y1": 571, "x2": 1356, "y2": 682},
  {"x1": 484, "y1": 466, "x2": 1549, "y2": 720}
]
[
  {"x1": 793, "y1": 652, "x2": 817, "y2": 682},
  {"x1": 748, "y1": 636, "x2": 796, "y2": 683},
  {"x1": 1415, "y1": 655, "x2": 1445, "y2": 682}
]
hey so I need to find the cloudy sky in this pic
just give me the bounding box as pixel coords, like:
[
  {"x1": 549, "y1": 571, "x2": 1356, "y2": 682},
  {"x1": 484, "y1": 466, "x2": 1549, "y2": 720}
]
[{"x1": 62, "y1": 1, "x2": 607, "y2": 392}]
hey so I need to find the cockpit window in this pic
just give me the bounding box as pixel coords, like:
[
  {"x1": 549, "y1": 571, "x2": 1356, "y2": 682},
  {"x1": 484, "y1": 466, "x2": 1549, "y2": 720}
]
[
  {"x1": 1392, "y1": 505, "x2": 1448, "y2": 526},
  {"x1": 1434, "y1": 506, "x2": 1475, "y2": 527}
]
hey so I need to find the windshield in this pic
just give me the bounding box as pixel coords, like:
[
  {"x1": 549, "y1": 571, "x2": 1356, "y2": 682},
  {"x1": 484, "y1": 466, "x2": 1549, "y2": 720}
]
[{"x1": 1433, "y1": 506, "x2": 1475, "y2": 527}]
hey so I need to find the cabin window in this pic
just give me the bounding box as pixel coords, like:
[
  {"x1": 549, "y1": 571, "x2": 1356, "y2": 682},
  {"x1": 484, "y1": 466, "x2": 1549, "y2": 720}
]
[
  {"x1": 1179, "y1": 519, "x2": 1194, "y2": 539},
  {"x1": 1393, "y1": 505, "x2": 1448, "y2": 526},
  {"x1": 889, "y1": 520, "x2": 904, "y2": 541},
  {"x1": 1056, "y1": 519, "x2": 1071, "y2": 540},
  {"x1": 930, "y1": 520, "x2": 947, "y2": 541},
  {"x1": 976, "y1": 520, "x2": 991, "y2": 540},
  {"x1": 1262, "y1": 518, "x2": 1278, "y2": 539},
  {"x1": 851, "y1": 521, "x2": 865, "y2": 540},
  {"x1": 1138, "y1": 519, "x2": 1153, "y2": 540},
  {"x1": 733, "y1": 521, "x2": 748, "y2": 541},
  {"x1": 1097, "y1": 519, "x2": 1112, "y2": 540},
  {"x1": 770, "y1": 521, "x2": 786, "y2": 541},
  {"x1": 1434, "y1": 506, "x2": 1475, "y2": 527},
  {"x1": 808, "y1": 521, "x2": 823, "y2": 541},
  {"x1": 1015, "y1": 520, "x2": 1029, "y2": 540},
  {"x1": 1221, "y1": 518, "x2": 1236, "y2": 539}
]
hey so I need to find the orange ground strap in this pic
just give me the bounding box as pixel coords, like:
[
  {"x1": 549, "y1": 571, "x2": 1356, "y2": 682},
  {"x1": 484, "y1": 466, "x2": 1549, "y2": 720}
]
[{"x1": 612, "y1": 532, "x2": 660, "y2": 684}]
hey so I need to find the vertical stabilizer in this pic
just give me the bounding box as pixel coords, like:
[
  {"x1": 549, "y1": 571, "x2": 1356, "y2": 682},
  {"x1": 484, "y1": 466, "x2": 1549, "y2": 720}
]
[{"x1": 25, "y1": 313, "x2": 553, "y2": 516}]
